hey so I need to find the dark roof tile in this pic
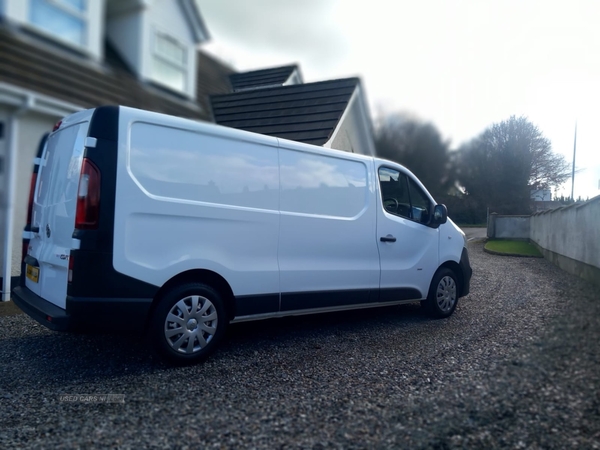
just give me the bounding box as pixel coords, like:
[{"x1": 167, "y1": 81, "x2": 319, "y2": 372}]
[
  {"x1": 211, "y1": 78, "x2": 359, "y2": 145},
  {"x1": 0, "y1": 25, "x2": 234, "y2": 121},
  {"x1": 229, "y1": 65, "x2": 300, "y2": 91}
]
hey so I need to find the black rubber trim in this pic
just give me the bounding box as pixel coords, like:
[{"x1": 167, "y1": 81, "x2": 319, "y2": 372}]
[
  {"x1": 23, "y1": 255, "x2": 38, "y2": 267},
  {"x1": 377, "y1": 287, "x2": 423, "y2": 303},
  {"x1": 66, "y1": 296, "x2": 152, "y2": 332},
  {"x1": 72, "y1": 106, "x2": 120, "y2": 253},
  {"x1": 280, "y1": 289, "x2": 376, "y2": 312},
  {"x1": 459, "y1": 247, "x2": 472, "y2": 297},
  {"x1": 234, "y1": 294, "x2": 279, "y2": 316},
  {"x1": 88, "y1": 105, "x2": 119, "y2": 142},
  {"x1": 68, "y1": 250, "x2": 159, "y2": 299},
  {"x1": 33, "y1": 132, "x2": 48, "y2": 171},
  {"x1": 66, "y1": 106, "x2": 159, "y2": 301},
  {"x1": 11, "y1": 286, "x2": 70, "y2": 331}
]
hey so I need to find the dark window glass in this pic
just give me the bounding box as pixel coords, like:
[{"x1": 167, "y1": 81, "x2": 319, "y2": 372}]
[
  {"x1": 408, "y1": 178, "x2": 432, "y2": 224},
  {"x1": 378, "y1": 167, "x2": 433, "y2": 225},
  {"x1": 378, "y1": 167, "x2": 412, "y2": 219}
]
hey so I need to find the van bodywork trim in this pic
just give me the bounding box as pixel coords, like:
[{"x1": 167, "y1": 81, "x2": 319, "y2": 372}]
[
  {"x1": 459, "y1": 247, "x2": 472, "y2": 296},
  {"x1": 67, "y1": 250, "x2": 159, "y2": 299},
  {"x1": 12, "y1": 286, "x2": 70, "y2": 331},
  {"x1": 66, "y1": 296, "x2": 152, "y2": 331},
  {"x1": 233, "y1": 288, "x2": 424, "y2": 317},
  {"x1": 234, "y1": 293, "x2": 280, "y2": 316},
  {"x1": 231, "y1": 298, "x2": 421, "y2": 323},
  {"x1": 280, "y1": 287, "x2": 422, "y2": 312},
  {"x1": 11, "y1": 285, "x2": 153, "y2": 332}
]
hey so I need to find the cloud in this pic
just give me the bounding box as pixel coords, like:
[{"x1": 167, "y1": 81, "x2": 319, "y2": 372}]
[{"x1": 196, "y1": 0, "x2": 350, "y2": 72}]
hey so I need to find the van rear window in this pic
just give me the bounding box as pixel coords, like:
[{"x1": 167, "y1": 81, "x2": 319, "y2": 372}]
[{"x1": 36, "y1": 122, "x2": 86, "y2": 207}]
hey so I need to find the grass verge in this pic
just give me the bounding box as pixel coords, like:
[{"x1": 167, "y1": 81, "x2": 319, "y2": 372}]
[{"x1": 484, "y1": 240, "x2": 543, "y2": 257}]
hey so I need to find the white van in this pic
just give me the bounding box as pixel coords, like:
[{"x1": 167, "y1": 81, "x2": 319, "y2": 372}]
[{"x1": 13, "y1": 106, "x2": 472, "y2": 364}]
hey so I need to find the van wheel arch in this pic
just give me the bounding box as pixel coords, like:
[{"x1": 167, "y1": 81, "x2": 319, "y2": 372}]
[
  {"x1": 438, "y1": 261, "x2": 464, "y2": 297},
  {"x1": 145, "y1": 269, "x2": 236, "y2": 332},
  {"x1": 422, "y1": 266, "x2": 460, "y2": 318}
]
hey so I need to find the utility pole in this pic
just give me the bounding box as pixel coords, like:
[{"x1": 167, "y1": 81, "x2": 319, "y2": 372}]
[{"x1": 570, "y1": 121, "x2": 577, "y2": 201}]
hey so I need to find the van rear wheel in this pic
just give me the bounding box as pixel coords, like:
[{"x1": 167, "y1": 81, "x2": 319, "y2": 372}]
[
  {"x1": 150, "y1": 283, "x2": 227, "y2": 365},
  {"x1": 422, "y1": 268, "x2": 459, "y2": 318}
]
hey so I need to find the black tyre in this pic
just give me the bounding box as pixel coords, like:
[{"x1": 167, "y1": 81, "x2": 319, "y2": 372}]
[
  {"x1": 150, "y1": 283, "x2": 228, "y2": 365},
  {"x1": 422, "y1": 268, "x2": 459, "y2": 318}
]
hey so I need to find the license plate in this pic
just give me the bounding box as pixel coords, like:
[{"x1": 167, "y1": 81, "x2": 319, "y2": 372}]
[{"x1": 26, "y1": 265, "x2": 39, "y2": 283}]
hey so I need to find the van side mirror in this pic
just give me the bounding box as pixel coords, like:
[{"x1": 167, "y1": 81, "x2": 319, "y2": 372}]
[{"x1": 431, "y1": 204, "x2": 448, "y2": 226}]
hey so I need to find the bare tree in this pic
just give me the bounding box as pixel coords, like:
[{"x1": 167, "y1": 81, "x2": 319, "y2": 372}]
[
  {"x1": 374, "y1": 113, "x2": 454, "y2": 198},
  {"x1": 458, "y1": 116, "x2": 570, "y2": 214}
]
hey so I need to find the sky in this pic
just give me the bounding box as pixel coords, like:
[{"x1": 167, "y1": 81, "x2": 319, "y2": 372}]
[{"x1": 196, "y1": 0, "x2": 600, "y2": 200}]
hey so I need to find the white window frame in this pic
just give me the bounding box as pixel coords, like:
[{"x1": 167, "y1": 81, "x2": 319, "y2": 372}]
[
  {"x1": 151, "y1": 28, "x2": 190, "y2": 94},
  {"x1": 28, "y1": 0, "x2": 90, "y2": 49}
]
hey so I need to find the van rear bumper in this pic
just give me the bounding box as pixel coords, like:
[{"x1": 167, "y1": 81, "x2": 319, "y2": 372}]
[
  {"x1": 12, "y1": 286, "x2": 152, "y2": 332},
  {"x1": 459, "y1": 247, "x2": 472, "y2": 297},
  {"x1": 12, "y1": 286, "x2": 70, "y2": 331}
]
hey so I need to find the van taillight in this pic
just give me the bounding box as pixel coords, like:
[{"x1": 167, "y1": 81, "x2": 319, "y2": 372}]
[{"x1": 75, "y1": 159, "x2": 101, "y2": 229}]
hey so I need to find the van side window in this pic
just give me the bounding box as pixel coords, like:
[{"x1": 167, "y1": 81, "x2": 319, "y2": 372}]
[
  {"x1": 407, "y1": 178, "x2": 432, "y2": 224},
  {"x1": 378, "y1": 167, "x2": 432, "y2": 224},
  {"x1": 378, "y1": 167, "x2": 412, "y2": 219}
]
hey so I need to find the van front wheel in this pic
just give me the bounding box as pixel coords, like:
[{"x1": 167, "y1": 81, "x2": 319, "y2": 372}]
[
  {"x1": 151, "y1": 283, "x2": 228, "y2": 365},
  {"x1": 422, "y1": 268, "x2": 459, "y2": 318}
]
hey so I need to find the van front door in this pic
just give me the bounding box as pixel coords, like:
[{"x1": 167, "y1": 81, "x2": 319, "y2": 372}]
[{"x1": 376, "y1": 166, "x2": 439, "y2": 301}]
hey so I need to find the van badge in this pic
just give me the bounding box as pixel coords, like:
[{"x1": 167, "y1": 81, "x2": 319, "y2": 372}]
[{"x1": 46, "y1": 224, "x2": 51, "y2": 238}]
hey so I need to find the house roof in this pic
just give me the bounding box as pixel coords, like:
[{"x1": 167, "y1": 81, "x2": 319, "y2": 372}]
[
  {"x1": 229, "y1": 65, "x2": 301, "y2": 91},
  {"x1": 179, "y1": 0, "x2": 211, "y2": 43},
  {"x1": 0, "y1": 25, "x2": 233, "y2": 121},
  {"x1": 210, "y1": 77, "x2": 359, "y2": 145}
]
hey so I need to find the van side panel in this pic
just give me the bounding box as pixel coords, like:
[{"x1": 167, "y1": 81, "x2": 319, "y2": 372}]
[
  {"x1": 277, "y1": 141, "x2": 380, "y2": 311},
  {"x1": 113, "y1": 110, "x2": 281, "y2": 307}
]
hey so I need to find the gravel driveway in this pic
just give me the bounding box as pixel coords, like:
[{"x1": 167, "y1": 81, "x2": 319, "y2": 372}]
[{"x1": 1, "y1": 241, "x2": 599, "y2": 449}]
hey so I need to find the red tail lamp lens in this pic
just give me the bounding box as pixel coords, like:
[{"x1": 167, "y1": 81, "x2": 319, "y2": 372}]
[{"x1": 75, "y1": 159, "x2": 101, "y2": 229}]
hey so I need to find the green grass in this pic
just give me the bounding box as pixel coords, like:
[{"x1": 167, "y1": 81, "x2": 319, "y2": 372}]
[{"x1": 484, "y1": 240, "x2": 542, "y2": 257}]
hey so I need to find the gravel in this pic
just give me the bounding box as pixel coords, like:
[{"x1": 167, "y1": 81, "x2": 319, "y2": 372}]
[{"x1": 1, "y1": 240, "x2": 599, "y2": 449}]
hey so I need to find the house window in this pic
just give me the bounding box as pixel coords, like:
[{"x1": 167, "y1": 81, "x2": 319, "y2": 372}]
[
  {"x1": 29, "y1": 0, "x2": 88, "y2": 47},
  {"x1": 152, "y1": 31, "x2": 188, "y2": 93}
]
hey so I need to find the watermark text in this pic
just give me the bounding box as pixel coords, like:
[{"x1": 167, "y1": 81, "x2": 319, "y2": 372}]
[{"x1": 59, "y1": 394, "x2": 125, "y2": 404}]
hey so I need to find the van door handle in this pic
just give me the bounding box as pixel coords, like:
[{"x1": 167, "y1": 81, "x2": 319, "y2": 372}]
[
  {"x1": 31, "y1": 226, "x2": 40, "y2": 233},
  {"x1": 380, "y1": 235, "x2": 396, "y2": 243}
]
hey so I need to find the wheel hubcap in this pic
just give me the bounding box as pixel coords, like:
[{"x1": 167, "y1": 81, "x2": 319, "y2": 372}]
[
  {"x1": 164, "y1": 295, "x2": 218, "y2": 354},
  {"x1": 436, "y1": 276, "x2": 457, "y2": 313},
  {"x1": 186, "y1": 318, "x2": 198, "y2": 331}
]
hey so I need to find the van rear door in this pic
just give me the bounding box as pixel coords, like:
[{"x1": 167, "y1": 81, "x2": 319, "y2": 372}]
[{"x1": 24, "y1": 112, "x2": 93, "y2": 309}]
